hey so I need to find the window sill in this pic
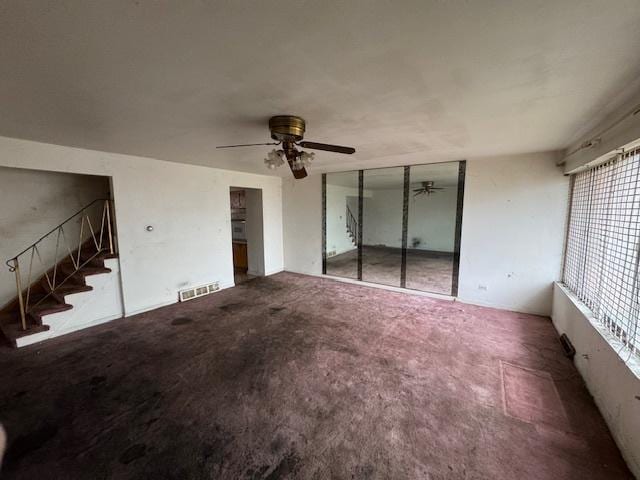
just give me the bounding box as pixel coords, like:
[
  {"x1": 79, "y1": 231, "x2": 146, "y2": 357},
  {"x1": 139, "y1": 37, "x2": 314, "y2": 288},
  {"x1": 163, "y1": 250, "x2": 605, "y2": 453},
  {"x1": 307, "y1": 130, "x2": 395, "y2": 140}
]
[{"x1": 554, "y1": 282, "x2": 640, "y2": 380}]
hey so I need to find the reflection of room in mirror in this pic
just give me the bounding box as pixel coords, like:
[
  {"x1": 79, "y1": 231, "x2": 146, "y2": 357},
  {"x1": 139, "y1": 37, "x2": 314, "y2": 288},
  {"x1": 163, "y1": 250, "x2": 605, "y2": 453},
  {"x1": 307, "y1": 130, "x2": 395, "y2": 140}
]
[
  {"x1": 407, "y1": 162, "x2": 459, "y2": 294},
  {"x1": 362, "y1": 166, "x2": 405, "y2": 288},
  {"x1": 324, "y1": 161, "x2": 462, "y2": 295},
  {"x1": 325, "y1": 171, "x2": 360, "y2": 279}
]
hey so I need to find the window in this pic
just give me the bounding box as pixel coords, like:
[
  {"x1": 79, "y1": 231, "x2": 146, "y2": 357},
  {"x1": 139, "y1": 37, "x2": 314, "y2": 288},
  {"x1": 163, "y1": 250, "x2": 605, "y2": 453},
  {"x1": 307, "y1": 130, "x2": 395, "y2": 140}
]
[{"x1": 563, "y1": 147, "x2": 640, "y2": 358}]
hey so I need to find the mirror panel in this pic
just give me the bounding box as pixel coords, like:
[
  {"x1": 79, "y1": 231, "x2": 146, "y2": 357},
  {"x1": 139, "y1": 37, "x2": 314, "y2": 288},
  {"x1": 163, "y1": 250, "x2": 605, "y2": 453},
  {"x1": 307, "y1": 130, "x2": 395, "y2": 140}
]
[
  {"x1": 406, "y1": 162, "x2": 460, "y2": 294},
  {"x1": 325, "y1": 171, "x2": 360, "y2": 279},
  {"x1": 361, "y1": 167, "x2": 405, "y2": 287},
  {"x1": 323, "y1": 161, "x2": 464, "y2": 295}
]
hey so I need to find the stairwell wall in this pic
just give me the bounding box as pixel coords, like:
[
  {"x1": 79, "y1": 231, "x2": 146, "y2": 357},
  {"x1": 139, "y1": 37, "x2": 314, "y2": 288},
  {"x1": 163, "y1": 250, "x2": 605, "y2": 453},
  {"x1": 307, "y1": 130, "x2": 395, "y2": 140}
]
[
  {"x1": 0, "y1": 136, "x2": 284, "y2": 318},
  {"x1": 0, "y1": 166, "x2": 110, "y2": 307},
  {"x1": 326, "y1": 184, "x2": 359, "y2": 256}
]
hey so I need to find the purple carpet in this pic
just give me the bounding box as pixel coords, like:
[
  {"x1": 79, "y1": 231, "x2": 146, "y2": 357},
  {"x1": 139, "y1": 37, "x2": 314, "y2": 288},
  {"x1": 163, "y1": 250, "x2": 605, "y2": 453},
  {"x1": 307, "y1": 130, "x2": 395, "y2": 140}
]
[{"x1": 0, "y1": 272, "x2": 631, "y2": 479}]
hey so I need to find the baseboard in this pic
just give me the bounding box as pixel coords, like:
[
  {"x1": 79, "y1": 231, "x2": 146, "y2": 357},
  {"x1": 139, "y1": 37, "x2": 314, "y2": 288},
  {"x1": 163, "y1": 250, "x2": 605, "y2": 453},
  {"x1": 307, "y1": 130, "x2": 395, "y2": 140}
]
[
  {"x1": 360, "y1": 245, "x2": 454, "y2": 256},
  {"x1": 297, "y1": 272, "x2": 455, "y2": 301},
  {"x1": 218, "y1": 281, "x2": 235, "y2": 291},
  {"x1": 265, "y1": 268, "x2": 284, "y2": 276},
  {"x1": 455, "y1": 296, "x2": 549, "y2": 317},
  {"x1": 124, "y1": 299, "x2": 177, "y2": 317},
  {"x1": 124, "y1": 280, "x2": 236, "y2": 317},
  {"x1": 329, "y1": 247, "x2": 357, "y2": 257},
  {"x1": 284, "y1": 270, "x2": 551, "y2": 316},
  {"x1": 15, "y1": 312, "x2": 124, "y2": 348},
  {"x1": 55, "y1": 313, "x2": 123, "y2": 337}
]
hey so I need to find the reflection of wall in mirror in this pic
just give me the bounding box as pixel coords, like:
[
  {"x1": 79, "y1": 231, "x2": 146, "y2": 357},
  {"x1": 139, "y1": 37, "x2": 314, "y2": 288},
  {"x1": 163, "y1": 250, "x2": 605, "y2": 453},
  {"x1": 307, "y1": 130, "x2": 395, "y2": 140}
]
[
  {"x1": 363, "y1": 187, "x2": 457, "y2": 253},
  {"x1": 326, "y1": 184, "x2": 359, "y2": 256}
]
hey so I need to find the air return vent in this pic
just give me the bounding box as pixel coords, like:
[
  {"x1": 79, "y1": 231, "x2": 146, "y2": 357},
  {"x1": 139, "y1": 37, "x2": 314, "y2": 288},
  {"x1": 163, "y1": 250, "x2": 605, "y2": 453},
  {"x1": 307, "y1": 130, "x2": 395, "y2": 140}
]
[{"x1": 178, "y1": 282, "x2": 220, "y2": 302}]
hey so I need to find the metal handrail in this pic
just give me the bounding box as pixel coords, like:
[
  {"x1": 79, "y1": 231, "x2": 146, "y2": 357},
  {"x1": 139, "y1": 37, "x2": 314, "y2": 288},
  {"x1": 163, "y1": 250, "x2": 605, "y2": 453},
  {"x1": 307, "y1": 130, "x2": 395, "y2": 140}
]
[
  {"x1": 5, "y1": 198, "x2": 110, "y2": 268},
  {"x1": 346, "y1": 205, "x2": 358, "y2": 243},
  {"x1": 5, "y1": 198, "x2": 115, "y2": 331}
]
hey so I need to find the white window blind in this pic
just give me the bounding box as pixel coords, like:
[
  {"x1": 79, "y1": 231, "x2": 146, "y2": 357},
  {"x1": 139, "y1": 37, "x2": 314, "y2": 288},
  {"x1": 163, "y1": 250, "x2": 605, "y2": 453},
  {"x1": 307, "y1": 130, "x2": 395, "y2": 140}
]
[{"x1": 563, "y1": 147, "x2": 640, "y2": 358}]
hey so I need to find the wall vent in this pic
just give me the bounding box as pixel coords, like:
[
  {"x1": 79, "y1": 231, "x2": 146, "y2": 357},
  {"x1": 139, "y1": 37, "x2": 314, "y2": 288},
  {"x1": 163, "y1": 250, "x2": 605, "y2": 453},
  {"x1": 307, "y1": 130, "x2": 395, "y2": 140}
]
[
  {"x1": 178, "y1": 282, "x2": 220, "y2": 302},
  {"x1": 327, "y1": 250, "x2": 337, "y2": 257}
]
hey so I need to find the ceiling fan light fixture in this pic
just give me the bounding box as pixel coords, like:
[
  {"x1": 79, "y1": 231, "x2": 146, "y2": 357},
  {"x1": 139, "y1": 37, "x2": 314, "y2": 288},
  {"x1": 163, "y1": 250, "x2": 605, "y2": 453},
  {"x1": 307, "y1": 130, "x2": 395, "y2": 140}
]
[
  {"x1": 291, "y1": 150, "x2": 315, "y2": 171},
  {"x1": 218, "y1": 115, "x2": 355, "y2": 180},
  {"x1": 264, "y1": 149, "x2": 285, "y2": 169},
  {"x1": 299, "y1": 150, "x2": 315, "y2": 167}
]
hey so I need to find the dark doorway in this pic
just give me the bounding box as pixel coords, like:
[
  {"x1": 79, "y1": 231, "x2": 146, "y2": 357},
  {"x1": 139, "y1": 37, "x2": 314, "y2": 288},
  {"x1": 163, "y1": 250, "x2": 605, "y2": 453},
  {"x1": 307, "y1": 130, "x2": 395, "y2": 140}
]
[{"x1": 230, "y1": 187, "x2": 265, "y2": 285}]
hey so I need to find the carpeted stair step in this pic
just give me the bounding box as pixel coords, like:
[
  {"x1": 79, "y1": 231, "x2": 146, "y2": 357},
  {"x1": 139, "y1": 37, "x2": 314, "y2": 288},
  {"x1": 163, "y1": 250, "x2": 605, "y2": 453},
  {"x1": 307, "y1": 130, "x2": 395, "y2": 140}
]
[
  {"x1": 59, "y1": 263, "x2": 111, "y2": 282},
  {"x1": 28, "y1": 300, "x2": 73, "y2": 324},
  {"x1": 79, "y1": 249, "x2": 117, "y2": 267},
  {"x1": 41, "y1": 281, "x2": 93, "y2": 303},
  {"x1": 0, "y1": 317, "x2": 50, "y2": 347}
]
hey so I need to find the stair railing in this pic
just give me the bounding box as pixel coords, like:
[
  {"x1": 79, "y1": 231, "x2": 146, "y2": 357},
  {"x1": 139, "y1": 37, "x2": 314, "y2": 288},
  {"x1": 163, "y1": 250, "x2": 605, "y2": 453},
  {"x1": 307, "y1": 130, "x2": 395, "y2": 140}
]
[
  {"x1": 346, "y1": 205, "x2": 358, "y2": 245},
  {"x1": 5, "y1": 199, "x2": 115, "y2": 331}
]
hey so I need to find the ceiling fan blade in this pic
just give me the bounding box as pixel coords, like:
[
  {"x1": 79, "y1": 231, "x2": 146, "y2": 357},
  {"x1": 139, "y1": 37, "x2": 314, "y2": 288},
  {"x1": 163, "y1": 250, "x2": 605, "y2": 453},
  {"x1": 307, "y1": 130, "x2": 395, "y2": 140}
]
[
  {"x1": 298, "y1": 141, "x2": 355, "y2": 154},
  {"x1": 282, "y1": 154, "x2": 308, "y2": 179},
  {"x1": 216, "y1": 142, "x2": 279, "y2": 149},
  {"x1": 289, "y1": 164, "x2": 308, "y2": 179}
]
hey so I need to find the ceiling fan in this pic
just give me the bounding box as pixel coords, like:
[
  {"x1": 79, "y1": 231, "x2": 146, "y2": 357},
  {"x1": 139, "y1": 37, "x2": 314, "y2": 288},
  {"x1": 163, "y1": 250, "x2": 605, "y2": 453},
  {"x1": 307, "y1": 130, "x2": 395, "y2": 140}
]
[
  {"x1": 216, "y1": 115, "x2": 355, "y2": 179},
  {"x1": 413, "y1": 181, "x2": 445, "y2": 197}
]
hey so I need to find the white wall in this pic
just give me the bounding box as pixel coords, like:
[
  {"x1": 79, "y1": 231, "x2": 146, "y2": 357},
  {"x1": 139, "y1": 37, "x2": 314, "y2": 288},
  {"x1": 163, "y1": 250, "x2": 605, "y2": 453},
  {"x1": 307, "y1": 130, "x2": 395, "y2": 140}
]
[
  {"x1": 326, "y1": 184, "x2": 358, "y2": 256},
  {"x1": 283, "y1": 151, "x2": 567, "y2": 315},
  {"x1": 283, "y1": 175, "x2": 323, "y2": 276},
  {"x1": 0, "y1": 167, "x2": 110, "y2": 307},
  {"x1": 362, "y1": 189, "x2": 403, "y2": 248},
  {"x1": 0, "y1": 136, "x2": 284, "y2": 317},
  {"x1": 551, "y1": 283, "x2": 640, "y2": 477},
  {"x1": 457, "y1": 152, "x2": 567, "y2": 315},
  {"x1": 245, "y1": 188, "x2": 265, "y2": 276},
  {"x1": 408, "y1": 188, "x2": 457, "y2": 252},
  {"x1": 361, "y1": 187, "x2": 458, "y2": 252}
]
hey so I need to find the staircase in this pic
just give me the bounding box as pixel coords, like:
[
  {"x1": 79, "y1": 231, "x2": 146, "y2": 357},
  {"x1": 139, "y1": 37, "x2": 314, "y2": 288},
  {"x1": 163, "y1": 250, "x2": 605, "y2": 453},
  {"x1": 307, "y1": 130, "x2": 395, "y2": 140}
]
[
  {"x1": 1, "y1": 199, "x2": 121, "y2": 348},
  {"x1": 346, "y1": 205, "x2": 358, "y2": 247}
]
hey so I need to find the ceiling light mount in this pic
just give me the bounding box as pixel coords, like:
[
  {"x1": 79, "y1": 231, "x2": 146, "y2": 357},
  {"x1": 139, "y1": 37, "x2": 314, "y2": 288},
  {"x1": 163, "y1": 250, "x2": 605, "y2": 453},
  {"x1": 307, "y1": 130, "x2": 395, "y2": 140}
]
[{"x1": 269, "y1": 115, "x2": 306, "y2": 142}]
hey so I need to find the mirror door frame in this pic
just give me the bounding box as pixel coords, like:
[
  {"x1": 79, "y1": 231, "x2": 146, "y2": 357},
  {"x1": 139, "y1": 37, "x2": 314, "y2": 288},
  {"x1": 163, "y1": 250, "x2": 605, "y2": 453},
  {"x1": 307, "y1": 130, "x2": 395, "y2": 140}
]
[{"x1": 322, "y1": 160, "x2": 466, "y2": 296}]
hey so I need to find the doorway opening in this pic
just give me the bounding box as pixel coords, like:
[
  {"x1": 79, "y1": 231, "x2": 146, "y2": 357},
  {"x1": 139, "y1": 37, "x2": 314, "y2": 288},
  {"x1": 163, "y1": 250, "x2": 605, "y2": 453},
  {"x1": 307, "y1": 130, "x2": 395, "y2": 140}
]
[{"x1": 229, "y1": 187, "x2": 265, "y2": 285}]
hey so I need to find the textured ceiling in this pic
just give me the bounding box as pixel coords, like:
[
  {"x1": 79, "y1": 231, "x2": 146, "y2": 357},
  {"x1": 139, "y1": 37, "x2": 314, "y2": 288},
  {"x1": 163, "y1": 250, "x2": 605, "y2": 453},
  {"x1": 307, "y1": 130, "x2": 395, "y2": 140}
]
[
  {"x1": 327, "y1": 161, "x2": 459, "y2": 190},
  {"x1": 1, "y1": 1, "x2": 640, "y2": 176}
]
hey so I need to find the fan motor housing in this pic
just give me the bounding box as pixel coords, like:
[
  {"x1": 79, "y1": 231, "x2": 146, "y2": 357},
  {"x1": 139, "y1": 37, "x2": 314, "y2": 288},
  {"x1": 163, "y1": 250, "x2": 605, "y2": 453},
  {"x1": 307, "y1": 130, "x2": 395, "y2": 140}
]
[{"x1": 269, "y1": 115, "x2": 306, "y2": 142}]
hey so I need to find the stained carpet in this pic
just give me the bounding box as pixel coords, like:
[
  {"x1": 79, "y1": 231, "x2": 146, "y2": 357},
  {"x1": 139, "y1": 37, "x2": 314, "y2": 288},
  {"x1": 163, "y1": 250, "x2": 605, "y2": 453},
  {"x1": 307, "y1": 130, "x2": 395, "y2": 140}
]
[{"x1": 0, "y1": 272, "x2": 631, "y2": 479}]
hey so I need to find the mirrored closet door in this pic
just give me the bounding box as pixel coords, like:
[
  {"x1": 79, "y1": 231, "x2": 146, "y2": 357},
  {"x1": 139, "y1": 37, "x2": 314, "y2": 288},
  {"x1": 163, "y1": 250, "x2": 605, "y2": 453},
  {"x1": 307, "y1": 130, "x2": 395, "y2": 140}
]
[
  {"x1": 361, "y1": 167, "x2": 405, "y2": 288},
  {"x1": 324, "y1": 171, "x2": 360, "y2": 279},
  {"x1": 323, "y1": 160, "x2": 465, "y2": 296}
]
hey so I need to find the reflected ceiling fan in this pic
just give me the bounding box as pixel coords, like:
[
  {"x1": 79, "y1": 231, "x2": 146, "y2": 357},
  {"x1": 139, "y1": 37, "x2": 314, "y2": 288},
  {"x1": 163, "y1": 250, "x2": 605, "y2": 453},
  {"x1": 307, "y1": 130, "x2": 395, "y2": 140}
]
[
  {"x1": 216, "y1": 115, "x2": 355, "y2": 179},
  {"x1": 413, "y1": 181, "x2": 445, "y2": 197}
]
